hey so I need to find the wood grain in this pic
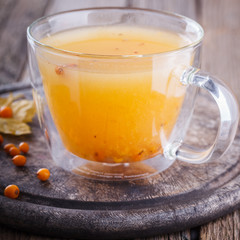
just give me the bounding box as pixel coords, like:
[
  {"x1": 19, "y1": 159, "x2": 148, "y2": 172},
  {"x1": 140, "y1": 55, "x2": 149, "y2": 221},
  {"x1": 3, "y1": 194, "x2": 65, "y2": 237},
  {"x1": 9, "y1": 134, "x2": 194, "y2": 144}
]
[
  {"x1": 46, "y1": 0, "x2": 130, "y2": 14},
  {"x1": 200, "y1": 212, "x2": 236, "y2": 240},
  {"x1": 0, "y1": 0, "x2": 48, "y2": 85},
  {"x1": 200, "y1": 0, "x2": 240, "y2": 103},
  {"x1": 199, "y1": 0, "x2": 240, "y2": 238},
  {"x1": 0, "y1": 85, "x2": 239, "y2": 239},
  {"x1": 0, "y1": 0, "x2": 240, "y2": 239},
  {"x1": 126, "y1": 0, "x2": 198, "y2": 20},
  {"x1": 0, "y1": 224, "x2": 68, "y2": 240}
]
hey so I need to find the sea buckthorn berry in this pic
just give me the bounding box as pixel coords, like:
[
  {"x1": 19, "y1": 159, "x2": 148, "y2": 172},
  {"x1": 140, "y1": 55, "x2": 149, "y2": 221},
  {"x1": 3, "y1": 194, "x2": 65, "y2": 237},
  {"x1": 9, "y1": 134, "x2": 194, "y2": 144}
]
[
  {"x1": 55, "y1": 66, "x2": 64, "y2": 75},
  {"x1": 9, "y1": 147, "x2": 20, "y2": 157},
  {"x1": 12, "y1": 155, "x2": 26, "y2": 167},
  {"x1": 37, "y1": 168, "x2": 50, "y2": 181},
  {"x1": 4, "y1": 143, "x2": 15, "y2": 153},
  {"x1": 0, "y1": 134, "x2": 3, "y2": 145},
  {"x1": 44, "y1": 128, "x2": 49, "y2": 141},
  {"x1": 19, "y1": 142, "x2": 29, "y2": 153},
  {"x1": 4, "y1": 184, "x2": 20, "y2": 199},
  {"x1": 0, "y1": 106, "x2": 13, "y2": 118}
]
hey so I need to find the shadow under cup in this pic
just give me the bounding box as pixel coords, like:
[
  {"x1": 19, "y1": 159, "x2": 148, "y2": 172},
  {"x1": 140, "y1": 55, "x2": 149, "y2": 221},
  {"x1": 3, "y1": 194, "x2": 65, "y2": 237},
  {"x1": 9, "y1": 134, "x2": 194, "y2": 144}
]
[{"x1": 27, "y1": 8, "x2": 203, "y2": 180}]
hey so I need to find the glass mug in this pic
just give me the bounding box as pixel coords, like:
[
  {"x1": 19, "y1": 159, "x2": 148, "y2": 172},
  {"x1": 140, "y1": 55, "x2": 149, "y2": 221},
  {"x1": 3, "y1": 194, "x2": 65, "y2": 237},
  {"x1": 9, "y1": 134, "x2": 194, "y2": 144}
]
[{"x1": 27, "y1": 8, "x2": 239, "y2": 180}]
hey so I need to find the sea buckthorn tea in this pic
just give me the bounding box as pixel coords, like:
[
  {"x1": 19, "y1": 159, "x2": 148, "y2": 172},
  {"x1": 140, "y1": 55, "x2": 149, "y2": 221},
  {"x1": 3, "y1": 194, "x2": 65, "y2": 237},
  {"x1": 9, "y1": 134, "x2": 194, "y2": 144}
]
[
  {"x1": 28, "y1": 9, "x2": 238, "y2": 179},
  {"x1": 37, "y1": 26, "x2": 190, "y2": 163}
]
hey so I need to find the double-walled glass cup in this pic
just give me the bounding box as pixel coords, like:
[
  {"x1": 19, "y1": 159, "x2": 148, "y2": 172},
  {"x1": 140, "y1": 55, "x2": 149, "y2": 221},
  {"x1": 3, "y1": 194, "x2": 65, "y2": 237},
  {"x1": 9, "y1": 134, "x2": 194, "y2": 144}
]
[{"x1": 27, "y1": 8, "x2": 239, "y2": 180}]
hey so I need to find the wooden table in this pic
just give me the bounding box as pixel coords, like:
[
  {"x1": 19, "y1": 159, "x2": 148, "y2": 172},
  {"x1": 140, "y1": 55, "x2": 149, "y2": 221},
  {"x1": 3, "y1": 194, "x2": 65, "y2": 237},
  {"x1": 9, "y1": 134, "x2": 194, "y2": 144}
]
[{"x1": 0, "y1": 0, "x2": 240, "y2": 239}]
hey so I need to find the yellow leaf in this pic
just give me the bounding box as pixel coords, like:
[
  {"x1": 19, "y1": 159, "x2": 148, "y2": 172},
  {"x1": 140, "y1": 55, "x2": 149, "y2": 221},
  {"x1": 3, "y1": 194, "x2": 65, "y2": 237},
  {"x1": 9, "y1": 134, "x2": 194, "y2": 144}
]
[
  {"x1": 0, "y1": 93, "x2": 24, "y2": 107},
  {"x1": 11, "y1": 100, "x2": 36, "y2": 122},
  {"x1": 0, "y1": 93, "x2": 13, "y2": 107},
  {"x1": 0, "y1": 93, "x2": 35, "y2": 135},
  {"x1": 0, "y1": 118, "x2": 31, "y2": 135}
]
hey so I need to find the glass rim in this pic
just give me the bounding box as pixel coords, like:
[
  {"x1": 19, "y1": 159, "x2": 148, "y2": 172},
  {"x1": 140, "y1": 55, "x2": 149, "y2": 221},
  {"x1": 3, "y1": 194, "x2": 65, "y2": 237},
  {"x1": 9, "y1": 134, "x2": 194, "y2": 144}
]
[{"x1": 27, "y1": 7, "x2": 204, "y2": 59}]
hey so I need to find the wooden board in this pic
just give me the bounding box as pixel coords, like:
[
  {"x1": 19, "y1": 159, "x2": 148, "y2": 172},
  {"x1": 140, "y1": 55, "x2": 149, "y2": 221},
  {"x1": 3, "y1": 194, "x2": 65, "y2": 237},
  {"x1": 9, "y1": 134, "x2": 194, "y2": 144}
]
[
  {"x1": 0, "y1": 83, "x2": 239, "y2": 239},
  {"x1": 1, "y1": 0, "x2": 240, "y2": 239}
]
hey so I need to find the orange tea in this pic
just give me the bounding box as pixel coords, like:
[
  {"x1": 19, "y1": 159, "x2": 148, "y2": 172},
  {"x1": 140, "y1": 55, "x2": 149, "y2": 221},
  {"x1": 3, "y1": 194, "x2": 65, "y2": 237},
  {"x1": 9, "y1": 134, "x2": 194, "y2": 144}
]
[{"x1": 38, "y1": 26, "x2": 190, "y2": 163}]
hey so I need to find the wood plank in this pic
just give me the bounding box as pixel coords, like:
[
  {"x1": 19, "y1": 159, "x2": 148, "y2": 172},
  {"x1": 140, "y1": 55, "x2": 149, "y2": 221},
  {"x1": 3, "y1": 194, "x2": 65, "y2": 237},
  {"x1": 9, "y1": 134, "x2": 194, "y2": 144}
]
[
  {"x1": 0, "y1": 224, "x2": 67, "y2": 240},
  {"x1": 0, "y1": 225, "x2": 194, "y2": 240},
  {"x1": 46, "y1": 0, "x2": 129, "y2": 14},
  {"x1": 233, "y1": 210, "x2": 240, "y2": 240},
  {"x1": 200, "y1": 210, "x2": 240, "y2": 239},
  {"x1": 199, "y1": 0, "x2": 240, "y2": 237},
  {"x1": 136, "y1": 230, "x2": 191, "y2": 240},
  {"x1": 200, "y1": 0, "x2": 240, "y2": 103},
  {"x1": 127, "y1": 0, "x2": 198, "y2": 20},
  {"x1": 46, "y1": 0, "x2": 199, "y2": 20},
  {"x1": 200, "y1": 213, "x2": 235, "y2": 240},
  {"x1": 4, "y1": 0, "x2": 240, "y2": 240},
  {"x1": 0, "y1": 224, "x2": 191, "y2": 240},
  {"x1": 0, "y1": 0, "x2": 49, "y2": 85}
]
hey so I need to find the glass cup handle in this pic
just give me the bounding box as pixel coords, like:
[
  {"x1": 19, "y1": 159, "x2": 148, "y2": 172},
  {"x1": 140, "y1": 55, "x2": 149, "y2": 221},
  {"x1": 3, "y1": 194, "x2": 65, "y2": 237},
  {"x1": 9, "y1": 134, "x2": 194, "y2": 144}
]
[{"x1": 164, "y1": 67, "x2": 239, "y2": 164}]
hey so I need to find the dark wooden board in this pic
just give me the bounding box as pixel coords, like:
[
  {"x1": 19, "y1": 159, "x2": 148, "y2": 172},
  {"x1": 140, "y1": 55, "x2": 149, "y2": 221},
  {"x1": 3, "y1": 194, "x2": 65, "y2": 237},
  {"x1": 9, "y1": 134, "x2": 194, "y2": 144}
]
[
  {"x1": 0, "y1": 83, "x2": 239, "y2": 239},
  {"x1": 0, "y1": 0, "x2": 240, "y2": 239}
]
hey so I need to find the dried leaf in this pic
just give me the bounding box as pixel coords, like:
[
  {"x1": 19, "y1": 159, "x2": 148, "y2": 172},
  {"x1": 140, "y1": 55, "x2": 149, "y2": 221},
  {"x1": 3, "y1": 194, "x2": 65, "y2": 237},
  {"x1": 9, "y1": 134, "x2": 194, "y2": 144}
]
[
  {"x1": 0, "y1": 118, "x2": 31, "y2": 135},
  {"x1": 0, "y1": 93, "x2": 24, "y2": 107},
  {"x1": 11, "y1": 100, "x2": 36, "y2": 122},
  {"x1": 0, "y1": 93, "x2": 13, "y2": 107},
  {"x1": 0, "y1": 93, "x2": 35, "y2": 135}
]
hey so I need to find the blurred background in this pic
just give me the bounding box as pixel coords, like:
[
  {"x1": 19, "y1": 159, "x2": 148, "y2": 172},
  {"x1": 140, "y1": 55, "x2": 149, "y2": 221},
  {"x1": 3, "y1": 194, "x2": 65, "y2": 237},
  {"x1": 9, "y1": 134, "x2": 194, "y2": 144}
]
[{"x1": 0, "y1": 1, "x2": 240, "y2": 239}]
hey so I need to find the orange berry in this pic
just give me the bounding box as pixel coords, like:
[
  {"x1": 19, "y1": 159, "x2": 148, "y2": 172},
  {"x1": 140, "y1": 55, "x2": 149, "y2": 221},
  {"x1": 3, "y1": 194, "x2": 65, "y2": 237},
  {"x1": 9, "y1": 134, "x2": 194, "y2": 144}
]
[
  {"x1": 55, "y1": 66, "x2": 64, "y2": 75},
  {"x1": 9, "y1": 147, "x2": 20, "y2": 157},
  {"x1": 44, "y1": 128, "x2": 49, "y2": 141},
  {"x1": 19, "y1": 142, "x2": 29, "y2": 153},
  {"x1": 12, "y1": 155, "x2": 26, "y2": 167},
  {"x1": 0, "y1": 134, "x2": 3, "y2": 145},
  {"x1": 4, "y1": 143, "x2": 15, "y2": 153},
  {"x1": 0, "y1": 106, "x2": 13, "y2": 118},
  {"x1": 4, "y1": 184, "x2": 20, "y2": 199},
  {"x1": 37, "y1": 168, "x2": 50, "y2": 181}
]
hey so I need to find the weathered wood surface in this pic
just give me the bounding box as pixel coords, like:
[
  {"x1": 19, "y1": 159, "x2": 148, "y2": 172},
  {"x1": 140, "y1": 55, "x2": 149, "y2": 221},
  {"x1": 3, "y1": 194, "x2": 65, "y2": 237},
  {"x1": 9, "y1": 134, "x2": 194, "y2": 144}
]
[
  {"x1": 0, "y1": 0, "x2": 240, "y2": 239},
  {"x1": 0, "y1": 84, "x2": 239, "y2": 239}
]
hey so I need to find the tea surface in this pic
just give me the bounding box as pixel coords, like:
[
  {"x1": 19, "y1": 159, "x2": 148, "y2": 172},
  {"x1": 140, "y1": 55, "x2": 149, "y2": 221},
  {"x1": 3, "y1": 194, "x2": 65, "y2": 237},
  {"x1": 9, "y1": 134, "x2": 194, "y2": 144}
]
[{"x1": 42, "y1": 26, "x2": 187, "y2": 55}]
